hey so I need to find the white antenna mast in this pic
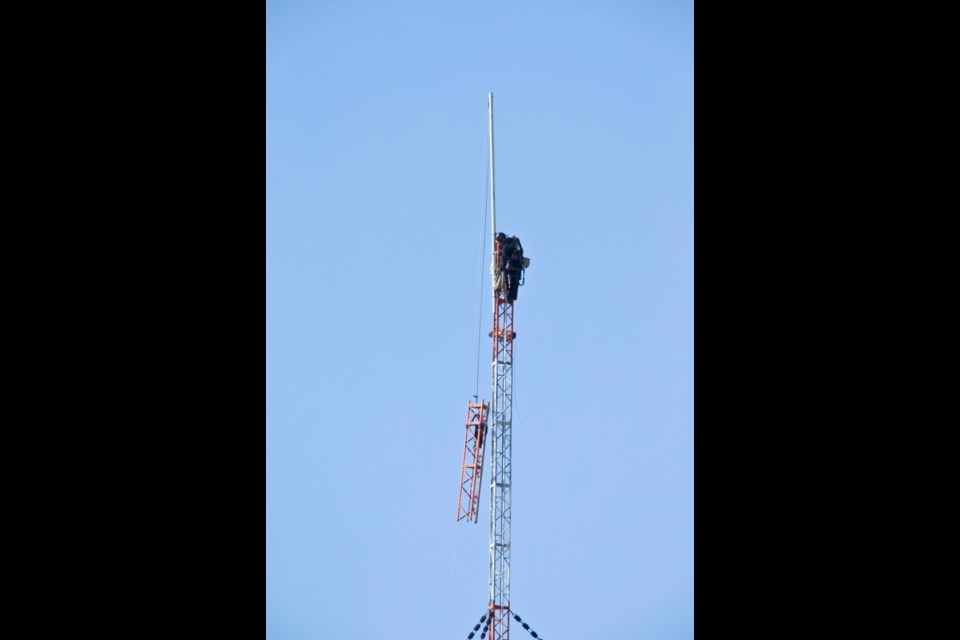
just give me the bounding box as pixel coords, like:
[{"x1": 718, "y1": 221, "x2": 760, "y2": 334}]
[{"x1": 487, "y1": 91, "x2": 513, "y2": 640}]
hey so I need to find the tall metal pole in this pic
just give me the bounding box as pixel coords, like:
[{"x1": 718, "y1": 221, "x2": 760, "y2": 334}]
[
  {"x1": 488, "y1": 89, "x2": 498, "y2": 634},
  {"x1": 489, "y1": 92, "x2": 496, "y2": 254},
  {"x1": 488, "y1": 91, "x2": 512, "y2": 640}
]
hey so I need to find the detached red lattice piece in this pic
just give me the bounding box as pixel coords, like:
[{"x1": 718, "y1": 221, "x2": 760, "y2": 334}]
[{"x1": 456, "y1": 400, "x2": 488, "y2": 523}]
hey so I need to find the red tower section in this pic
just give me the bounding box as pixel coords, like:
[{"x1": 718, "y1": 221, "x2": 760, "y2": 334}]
[
  {"x1": 456, "y1": 400, "x2": 488, "y2": 523},
  {"x1": 488, "y1": 236, "x2": 514, "y2": 640}
]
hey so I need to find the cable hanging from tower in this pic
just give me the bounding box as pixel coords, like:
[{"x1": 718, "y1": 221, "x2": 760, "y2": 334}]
[
  {"x1": 471, "y1": 113, "x2": 490, "y2": 400},
  {"x1": 447, "y1": 108, "x2": 492, "y2": 640}
]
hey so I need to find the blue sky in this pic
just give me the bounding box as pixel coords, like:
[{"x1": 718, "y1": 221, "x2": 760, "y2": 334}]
[{"x1": 267, "y1": 1, "x2": 693, "y2": 638}]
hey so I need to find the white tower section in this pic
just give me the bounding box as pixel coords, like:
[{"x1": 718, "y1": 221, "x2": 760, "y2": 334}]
[{"x1": 487, "y1": 92, "x2": 513, "y2": 640}]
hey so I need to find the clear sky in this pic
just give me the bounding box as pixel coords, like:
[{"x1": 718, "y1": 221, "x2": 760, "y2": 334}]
[{"x1": 267, "y1": 1, "x2": 693, "y2": 638}]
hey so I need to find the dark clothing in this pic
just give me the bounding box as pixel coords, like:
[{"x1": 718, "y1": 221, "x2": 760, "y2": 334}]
[
  {"x1": 505, "y1": 270, "x2": 520, "y2": 301},
  {"x1": 498, "y1": 235, "x2": 524, "y2": 302},
  {"x1": 498, "y1": 236, "x2": 523, "y2": 271}
]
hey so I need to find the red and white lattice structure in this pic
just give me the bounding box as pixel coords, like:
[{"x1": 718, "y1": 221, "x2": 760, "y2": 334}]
[
  {"x1": 488, "y1": 232, "x2": 514, "y2": 640},
  {"x1": 455, "y1": 93, "x2": 525, "y2": 640},
  {"x1": 457, "y1": 401, "x2": 487, "y2": 524}
]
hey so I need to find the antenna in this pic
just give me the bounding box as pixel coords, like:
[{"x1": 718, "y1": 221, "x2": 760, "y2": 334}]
[{"x1": 455, "y1": 94, "x2": 539, "y2": 640}]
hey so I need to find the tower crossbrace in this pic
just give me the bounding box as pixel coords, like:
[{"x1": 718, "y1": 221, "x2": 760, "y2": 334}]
[{"x1": 488, "y1": 242, "x2": 514, "y2": 639}]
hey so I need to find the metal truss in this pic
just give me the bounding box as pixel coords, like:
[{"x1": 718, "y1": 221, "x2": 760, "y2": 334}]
[
  {"x1": 489, "y1": 243, "x2": 514, "y2": 640},
  {"x1": 457, "y1": 401, "x2": 488, "y2": 523}
]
